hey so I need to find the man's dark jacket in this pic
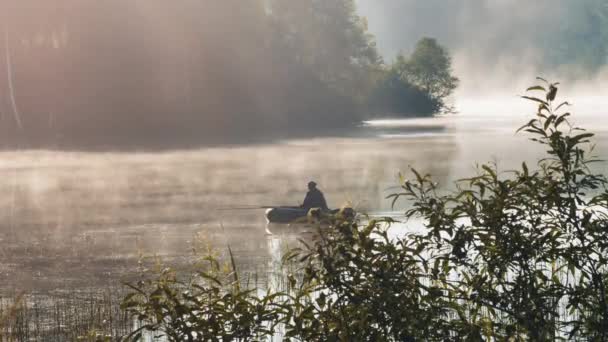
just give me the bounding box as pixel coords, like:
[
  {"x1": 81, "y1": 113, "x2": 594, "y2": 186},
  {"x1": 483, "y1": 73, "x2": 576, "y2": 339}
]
[{"x1": 302, "y1": 188, "x2": 329, "y2": 210}]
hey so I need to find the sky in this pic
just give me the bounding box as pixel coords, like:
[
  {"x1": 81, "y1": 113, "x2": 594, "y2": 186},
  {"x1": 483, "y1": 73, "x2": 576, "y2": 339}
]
[
  {"x1": 355, "y1": 0, "x2": 605, "y2": 95},
  {"x1": 356, "y1": 0, "x2": 557, "y2": 59}
]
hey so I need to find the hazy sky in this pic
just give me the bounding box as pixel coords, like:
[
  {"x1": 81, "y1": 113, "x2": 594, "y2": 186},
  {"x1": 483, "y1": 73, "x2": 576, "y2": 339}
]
[
  {"x1": 356, "y1": 0, "x2": 560, "y2": 60},
  {"x1": 355, "y1": 0, "x2": 580, "y2": 93}
]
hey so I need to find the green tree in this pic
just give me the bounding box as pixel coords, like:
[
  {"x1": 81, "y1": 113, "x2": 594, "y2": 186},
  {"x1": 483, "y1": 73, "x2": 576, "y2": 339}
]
[
  {"x1": 268, "y1": 0, "x2": 381, "y2": 99},
  {"x1": 368, "y1": 59, "x2": 439, "y2": 116},
  {"x1": 2, "y1": 0, "x2": 385, "y2": 148},
  {"x1": 401, "y1": 37, "x2": 459, "y2": 112}
]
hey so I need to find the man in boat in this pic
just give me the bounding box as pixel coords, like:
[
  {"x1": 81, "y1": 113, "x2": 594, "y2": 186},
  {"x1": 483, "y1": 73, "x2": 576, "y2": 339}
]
[{"x1": 301, "y1": 181, "x2": 329, "y2": 211}]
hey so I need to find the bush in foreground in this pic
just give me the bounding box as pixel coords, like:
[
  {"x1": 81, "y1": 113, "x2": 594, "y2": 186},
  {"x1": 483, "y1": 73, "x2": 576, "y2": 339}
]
[{"x1": 123, "y1": 81, "x2": 608, "y2": 341}]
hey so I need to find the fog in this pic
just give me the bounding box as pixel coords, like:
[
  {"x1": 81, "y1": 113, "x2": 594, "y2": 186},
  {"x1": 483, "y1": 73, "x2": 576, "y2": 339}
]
[
  {"x1": 1, "y1": 0, "x2": 605, "y2": 275},
  {"x1": 0, "y1": 1, "x2": 364, "y2": 148},
  {"x1": 0, "y1": 132, "x2": 459, "y2": 291},
  {"x1": 357, "y1": 0, "x2": 554, "y2": 58},
  {"x1": 357, "y1": 0, "x2": 608, "y2": 96},
  {"x1": 0, "y1": 1, "x2": 605, "y2": 149},
  {"x1": 1, "y1": 2, "x2": 608, "y2": 339}
]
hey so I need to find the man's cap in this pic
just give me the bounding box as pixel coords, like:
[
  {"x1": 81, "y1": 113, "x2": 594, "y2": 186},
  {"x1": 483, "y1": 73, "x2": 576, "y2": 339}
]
[{"x1": 308, "y1": 181, "x2": 317, "y2": 187}]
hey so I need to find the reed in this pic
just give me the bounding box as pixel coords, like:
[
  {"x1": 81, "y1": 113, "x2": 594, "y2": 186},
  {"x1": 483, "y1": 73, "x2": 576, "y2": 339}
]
[{"x1": 0, "y1": 289, "x2": 130, "y2": 341}]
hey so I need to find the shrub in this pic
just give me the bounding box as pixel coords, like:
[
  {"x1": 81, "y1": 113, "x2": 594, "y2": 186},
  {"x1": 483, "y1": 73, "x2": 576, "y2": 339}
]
[
  {"x1": 387, "y1": 79, "x2": 608, "y2": 340},
  {"x1": 123, "y1": 80, "x2": 608, "y2": 341},
  {"x1": 121, "y1": 253, "x2": 289, "y2": 341}
]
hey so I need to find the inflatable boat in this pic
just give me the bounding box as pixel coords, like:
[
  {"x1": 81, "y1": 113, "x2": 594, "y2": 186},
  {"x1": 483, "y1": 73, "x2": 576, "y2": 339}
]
[{"x1": 265, "y1": 206, "x2": 356, "y2": 224}]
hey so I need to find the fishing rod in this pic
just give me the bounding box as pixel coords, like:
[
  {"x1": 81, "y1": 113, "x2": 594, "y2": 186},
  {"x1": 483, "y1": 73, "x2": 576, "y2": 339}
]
[
  {"x1": 216, "y1": 206, "x2": 273, "y2": 211},
  {"x1": 216, "y1": 205, "x2": 299, "y2": 211}
]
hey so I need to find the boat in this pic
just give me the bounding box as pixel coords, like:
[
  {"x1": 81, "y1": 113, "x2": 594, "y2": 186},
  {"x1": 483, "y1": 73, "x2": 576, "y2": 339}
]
[
  {"x1": 265, "y1": 206, "x2": 356, "y2": 224},
  {"x1": 265, "y1": 207, "x2": 308, "y2": 224}
]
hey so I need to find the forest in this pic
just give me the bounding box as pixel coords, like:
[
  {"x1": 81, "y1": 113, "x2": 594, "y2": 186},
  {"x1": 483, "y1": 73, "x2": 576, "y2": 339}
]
[
  {"x1": 0, "y1": 0, "x2": 456, "y2": 149},
  {"x1": 1, "y1": 0, "x2": 607, "y2": 148}
]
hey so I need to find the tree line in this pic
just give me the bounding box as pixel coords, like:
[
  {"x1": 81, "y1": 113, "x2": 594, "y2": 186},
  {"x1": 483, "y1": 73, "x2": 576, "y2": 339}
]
[{"x1": 0, "y1": 0, "x2": 457, "y2": 149}]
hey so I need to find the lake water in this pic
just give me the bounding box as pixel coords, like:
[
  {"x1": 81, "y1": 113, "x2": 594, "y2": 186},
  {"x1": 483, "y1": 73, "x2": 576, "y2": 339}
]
[{"x1": 1, "y1": 101, "x2": 607, "y2": 338}]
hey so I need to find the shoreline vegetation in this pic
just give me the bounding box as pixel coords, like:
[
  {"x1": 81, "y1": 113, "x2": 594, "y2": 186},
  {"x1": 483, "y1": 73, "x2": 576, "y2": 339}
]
[
  {"x1": 0, "y1": 291, "x2": 130, "y2": 342},
  {"x1": 3, "y1": 1, "x2": 607, "y2": 150},
  {"x1": 1, "y1": 1, "x2": 457, "y2": 150},
  {"x1": 116, "y1": 82, "x2": 608, "y2": 341},
  {"x1": 2, "y1": 82, "x2": 603, "y2": 340},
  {"x1": 3, "y1": 1, "x2": 608, "y2": 341}
]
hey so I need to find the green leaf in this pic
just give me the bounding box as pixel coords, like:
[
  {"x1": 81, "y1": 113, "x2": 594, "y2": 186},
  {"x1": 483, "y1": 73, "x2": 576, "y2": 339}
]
[
  {"x1": 411, "y1": 168, "x2": 424, "y2": 183},
  {"x1": 536, "y1": 76, "x2": 549, "y2": 84},
  {"x1": 517, "y1": 119, "x2": 537, "y2": 133},
  {"x1": 571, "y1": 132, "x2": 594, "y2": 144},
  {"x1": 526, "y1": 85, "x2": 546, "y2": 92},
  {"x1": 544, "y1": 114, "x2": 556, "y2": 130},
  {"x1": 555, "y1": 101, "x2": 571, "y2": 112},
  {"x1": 481, "y1": 165, "x2": 496, "y2": 179},
  {"x1": 227, "y1": 244, "x2": 239, "y2": 287},
  {"x1": 555, "y1": 113, "x2": 571, "y2": 127},
  {"x1": 521, "y1": 95, "x2": 549, "y2": 106}
]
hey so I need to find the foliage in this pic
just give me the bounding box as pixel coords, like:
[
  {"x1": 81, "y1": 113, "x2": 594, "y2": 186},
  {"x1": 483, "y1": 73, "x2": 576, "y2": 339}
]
[
  {"x1": 3, "y1": 1, "x2": 457, "y2": 147},
  {"x1": 399, "y1": 38, "x2": 459, "y2": 113},
  {"x1": 369, "y1": 38, "x2": 458, "y2": 116},
  {"x1": 268, "y1": 0, "x2": 381, "y2": 99},
  {"x1": 389, "y1": 79, "x2": 608, "y2": 340},
  {"x1": 281, "y1": 219, "x2": 455, "y2": 341},
  {"x1": 368, "y1": 55, "x2": 440, "y2": 116},
  {"x1": 120, "y1": 82, "x2": 608, "y2": 341},
  {"x1": 0, "y1": 294, "x2": 24, "y2": 340},
  {"x1": 0, "y1": 291, "x2": 129, "y2": 341},
  {"x1": 121, "y1": 254, "x2": 289, "y2": 341},
  {"x1": 1, "y1": 0, "x2": 380, "y2": 147}
]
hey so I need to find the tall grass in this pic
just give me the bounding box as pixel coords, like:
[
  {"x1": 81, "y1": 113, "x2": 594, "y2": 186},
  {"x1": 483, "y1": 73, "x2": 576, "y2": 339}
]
[{"x1": 0, "y1": 290, "x2": 130, "y2": 341}]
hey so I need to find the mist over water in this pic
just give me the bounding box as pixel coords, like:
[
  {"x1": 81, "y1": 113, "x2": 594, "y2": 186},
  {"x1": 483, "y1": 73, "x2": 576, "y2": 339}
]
[
  {"x1": 0, "y1": 129, "x2": 451, "y2": 291},
  {"x1": 2, "y1": 99, "x2": 608, "y2": 292},
  {"x1": 357, "y1": 0, "x2": 608, "y2": 97},
  {"x1": 1, "y1": 2, "x2": 608, "y2": 339}
]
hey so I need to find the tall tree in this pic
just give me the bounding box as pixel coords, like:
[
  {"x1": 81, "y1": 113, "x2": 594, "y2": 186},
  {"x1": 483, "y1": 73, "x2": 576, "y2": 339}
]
[
  {"x1": 401, "y1": 37, "x2": 458, "y2": 112},
  {"x1": 0, "y1": 0, "x2": 394, "y2": 147},
  {"x1": 268, "y1": 0, "x2": 380, "y2": 97},
  {"x1": 368, "y1": 53, "x2": 439, "y2": 116}
]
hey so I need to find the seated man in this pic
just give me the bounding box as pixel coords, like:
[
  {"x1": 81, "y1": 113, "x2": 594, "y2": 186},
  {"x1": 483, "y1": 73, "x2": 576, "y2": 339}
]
[{"x1": 301, "y1": 181, "x2": 329, "y2": 211}]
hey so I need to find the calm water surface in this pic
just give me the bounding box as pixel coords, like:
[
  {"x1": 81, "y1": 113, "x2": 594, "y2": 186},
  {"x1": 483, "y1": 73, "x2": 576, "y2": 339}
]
[{"x1": 1, "y1": 109, "x2": 607, "y2": 295}]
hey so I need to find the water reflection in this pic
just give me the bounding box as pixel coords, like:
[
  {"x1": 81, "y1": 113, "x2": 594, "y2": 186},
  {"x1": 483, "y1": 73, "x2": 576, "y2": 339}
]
[
  {"x1": 2, "y1": 113, "x2": 608, "y2": 304},
  {"x1": 0, "y1": 119, "x2": 461, "y2": 294}
]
